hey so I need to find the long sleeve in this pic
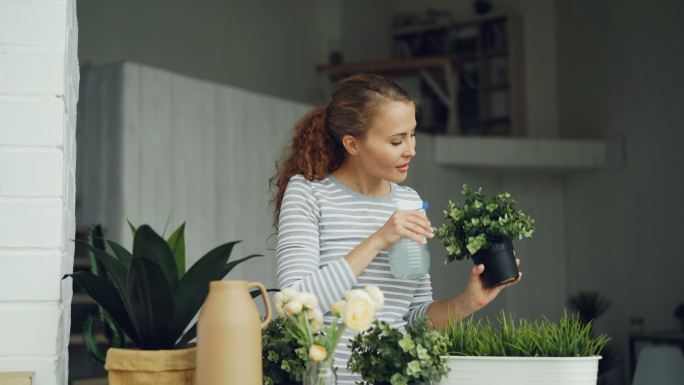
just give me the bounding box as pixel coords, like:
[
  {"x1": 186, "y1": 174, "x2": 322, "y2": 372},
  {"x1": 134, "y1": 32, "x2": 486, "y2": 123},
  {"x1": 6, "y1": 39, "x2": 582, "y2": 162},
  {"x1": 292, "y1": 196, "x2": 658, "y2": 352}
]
[
  {"x1": 405, "y1": 273, "x2": 434, "y2": 325},
  {"x1": 275, "y1": 175, "x2": 358, "y2": 313}
]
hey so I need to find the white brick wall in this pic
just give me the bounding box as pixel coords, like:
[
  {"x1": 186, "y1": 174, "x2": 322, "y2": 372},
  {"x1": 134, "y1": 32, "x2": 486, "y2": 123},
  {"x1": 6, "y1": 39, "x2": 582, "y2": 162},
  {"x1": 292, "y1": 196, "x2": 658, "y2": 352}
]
[{"x1": 0, "y1": 0, "x2": 79, "y2": 384}]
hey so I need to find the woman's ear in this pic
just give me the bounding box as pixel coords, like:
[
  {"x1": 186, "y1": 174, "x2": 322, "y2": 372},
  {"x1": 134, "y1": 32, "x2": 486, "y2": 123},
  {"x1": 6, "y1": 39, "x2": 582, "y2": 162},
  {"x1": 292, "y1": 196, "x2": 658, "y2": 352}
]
[{"x1": 341, "y1": 134, "x2": 360, "y2": 156}]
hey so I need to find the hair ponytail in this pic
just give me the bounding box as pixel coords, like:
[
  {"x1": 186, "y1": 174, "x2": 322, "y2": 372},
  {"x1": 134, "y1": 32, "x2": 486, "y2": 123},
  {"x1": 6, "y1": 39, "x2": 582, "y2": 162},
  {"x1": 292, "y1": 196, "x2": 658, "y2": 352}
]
[
  {"x1": 269, "y1": 106, "x2": 345, "y2": 227},
  {"x1": 269, "y1": 73, "x2": 415, "y2": 227}
]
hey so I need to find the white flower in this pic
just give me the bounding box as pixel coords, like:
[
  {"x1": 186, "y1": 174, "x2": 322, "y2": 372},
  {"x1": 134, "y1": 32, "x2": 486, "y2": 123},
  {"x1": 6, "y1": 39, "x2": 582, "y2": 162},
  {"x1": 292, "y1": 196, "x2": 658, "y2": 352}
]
[
  {"x1": 274, "y1": 292, "x2": 286, "y2": 316},
  {"x1": 331, "y1": 300, "x2": 346, "y2": 317},
  {"x1": 285, "y1": 300, "x2": 303, "y2": 316},
  {"x1": 343, "y1": 297, "x2": 375, "y2": 332},
  {"x1": 307, "y1": 308, "x2": 323, "y2": 322},
  {"x1": 304, "y1": 308, "x2": 324, "y2": 332},
  {"x1": 344, "y1": 288, "x2": 373, "y2": 304},
  {"x1": 281, "y1": 288, "x2": 297, "y2": 301},
  {"x1": 363, "y1": 286, "x2": 384, "y2": 312},
  {"x1": 295, "y1": 292, "x2": 318, "y2": 310},
  {"x1": 309, "y1": 344, "x2": 327, "y2": 362}
]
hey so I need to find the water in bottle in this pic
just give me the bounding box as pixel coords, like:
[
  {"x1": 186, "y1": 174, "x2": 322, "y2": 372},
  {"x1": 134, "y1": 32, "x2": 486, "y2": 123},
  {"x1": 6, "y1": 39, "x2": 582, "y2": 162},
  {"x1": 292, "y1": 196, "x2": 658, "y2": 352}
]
[{"x1": 388, "y1": 200, "x2": 431, "y2": 279}]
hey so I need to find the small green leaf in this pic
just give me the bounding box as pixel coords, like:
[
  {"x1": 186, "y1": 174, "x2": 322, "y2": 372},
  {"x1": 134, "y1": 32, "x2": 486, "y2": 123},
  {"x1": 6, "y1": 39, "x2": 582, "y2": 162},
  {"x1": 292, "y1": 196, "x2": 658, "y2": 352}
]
[
  {"x1": 126, "y1": 219, "x2": 137, "y2": 238},
  {"x1": 106, "y1": 240, "x2": 132, "y2": 270},
  {"x1": 83, "y1": 315, "x2": 105, "y2": 364},
  {"x1": 133, "y1": 225, "x2": 178, "y2": 288},
  {"x1": 167, "y1": 222, "x2": 186, "y2": 278}
]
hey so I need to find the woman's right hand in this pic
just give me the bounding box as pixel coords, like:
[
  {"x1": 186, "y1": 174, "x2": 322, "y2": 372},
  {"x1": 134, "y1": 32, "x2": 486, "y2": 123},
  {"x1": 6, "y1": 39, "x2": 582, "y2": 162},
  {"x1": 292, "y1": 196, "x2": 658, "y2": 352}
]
[{"x1": 371, "y1": 210, "x2": 435, "y2": 250}]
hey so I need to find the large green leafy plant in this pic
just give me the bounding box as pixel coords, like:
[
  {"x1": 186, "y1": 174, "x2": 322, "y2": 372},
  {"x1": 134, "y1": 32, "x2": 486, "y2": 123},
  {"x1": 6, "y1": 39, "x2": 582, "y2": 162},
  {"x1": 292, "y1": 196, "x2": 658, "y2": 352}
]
[
  {"x1": 348, "y1": 317, "x2": 450, "y2": 385},
  {"x1": 435, "y1": 184, "x2": 535, "y2": 263},
  {"x1": 64, "y1": 221, "x2": 261, "y2": 350},
  {"x1": 443, "y1": 310, "x2": 610, "y2": 357}
]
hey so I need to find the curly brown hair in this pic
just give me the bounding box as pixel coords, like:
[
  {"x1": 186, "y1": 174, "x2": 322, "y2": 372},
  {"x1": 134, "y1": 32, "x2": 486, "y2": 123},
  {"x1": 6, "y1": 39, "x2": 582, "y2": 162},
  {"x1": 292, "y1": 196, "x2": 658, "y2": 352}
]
[{"x1": 269, "y1": 73, "x2": 416, "y2": 228}]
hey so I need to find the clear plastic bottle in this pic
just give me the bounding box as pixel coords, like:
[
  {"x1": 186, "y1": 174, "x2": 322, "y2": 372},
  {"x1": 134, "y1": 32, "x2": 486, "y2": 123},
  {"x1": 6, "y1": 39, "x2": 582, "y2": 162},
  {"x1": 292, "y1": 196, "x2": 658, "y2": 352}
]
[{"x1": 388, "y1": 200, "x2": 431, "y2": 279}]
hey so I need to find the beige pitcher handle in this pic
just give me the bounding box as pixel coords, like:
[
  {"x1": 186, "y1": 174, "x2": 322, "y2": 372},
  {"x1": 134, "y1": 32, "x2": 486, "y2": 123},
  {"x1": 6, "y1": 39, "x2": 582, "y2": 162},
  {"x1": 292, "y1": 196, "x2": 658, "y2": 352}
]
[{"x1": 248, "y1": 281, "x2": 272, "y2": 328}]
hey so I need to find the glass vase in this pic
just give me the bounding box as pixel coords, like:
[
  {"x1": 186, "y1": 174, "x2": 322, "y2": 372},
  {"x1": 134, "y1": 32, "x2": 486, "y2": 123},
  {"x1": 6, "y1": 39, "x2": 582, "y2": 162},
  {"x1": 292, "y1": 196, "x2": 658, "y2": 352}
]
[{"x1": 303, "y1": 358, "x2": 336, "y2": 385}]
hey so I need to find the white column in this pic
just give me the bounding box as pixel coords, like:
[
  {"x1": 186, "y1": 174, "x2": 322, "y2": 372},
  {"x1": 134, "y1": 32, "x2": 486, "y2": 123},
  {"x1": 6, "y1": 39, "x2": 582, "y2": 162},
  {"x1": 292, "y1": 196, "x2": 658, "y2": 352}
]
[{"x1": 0, "y1": 0, "x2": 79, "y2": 384}]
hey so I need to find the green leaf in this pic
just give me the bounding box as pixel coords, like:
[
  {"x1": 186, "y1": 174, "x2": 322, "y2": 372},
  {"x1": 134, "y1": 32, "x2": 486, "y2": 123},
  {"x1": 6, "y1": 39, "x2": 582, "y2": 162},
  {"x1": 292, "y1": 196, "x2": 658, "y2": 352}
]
[
  {"x1": 127, "y1": 219, "x2": 137, "y2": 238},
  {"x1": 176, "y1": 323, "x2": 197, "y2": 347},
  {"x1": 101, "y1": 309, "x2": 125, "y2": 349},
  {"x1": 161, "y1": 211, "x2": 173, "y2": 238},
  {"x1": 83, "y1": 315, "x2": 105, "y2": 364},
  {"x1": 169, "y1": 241, "x2": 241, "y2": 340},
  {"x1": 126, "y1": 257, "x2": 176, "y2": 349},
  {"x1": 133, "y1": 225, "x2": 178, "y2": 288},
  {"x1": 167, "y1": 222, "x2": 186, "y2": 278},
  {"x1": 218, "y1": 254, "x2": 263, "y2": 278},
  {"x1": 64, "y1": 270, "x2": 138, "y2": 344},
  {"x1": 106, "y1": 240, "x2": 132, "y2": 270},
  {"x1": 87, "y1": 225, "x2": 107, "y2": 279}
]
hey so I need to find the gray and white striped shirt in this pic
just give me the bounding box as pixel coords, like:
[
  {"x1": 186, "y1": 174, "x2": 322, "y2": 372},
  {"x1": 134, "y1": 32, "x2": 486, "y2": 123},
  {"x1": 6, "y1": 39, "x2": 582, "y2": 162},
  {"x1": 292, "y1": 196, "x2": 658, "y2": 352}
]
[{"x1": 275, "y1": 173, "x2": 434, "y2": 384}]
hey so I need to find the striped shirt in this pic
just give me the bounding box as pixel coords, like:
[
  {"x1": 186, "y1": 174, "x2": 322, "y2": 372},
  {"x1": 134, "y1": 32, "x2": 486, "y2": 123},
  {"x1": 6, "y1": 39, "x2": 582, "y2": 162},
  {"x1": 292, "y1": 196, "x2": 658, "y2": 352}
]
[{"x1": 275, "y1": 173, "x2": 434, "y2": 384}]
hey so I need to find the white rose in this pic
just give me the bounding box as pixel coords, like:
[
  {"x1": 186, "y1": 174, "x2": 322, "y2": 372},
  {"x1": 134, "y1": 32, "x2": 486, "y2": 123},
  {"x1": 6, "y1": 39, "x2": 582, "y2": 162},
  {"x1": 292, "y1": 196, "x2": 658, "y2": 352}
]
[
  {"x1": 281, "y1": 288, "x2": 297, "y2": 302},
  {"x1": 308, "y1": 308, "x2": 323, "y2": 322},
  {"x1": 343, "y1": 297, "x2": 375, "y2": 332},
  {"x1": 345, "y1": 289, "x2": 373, "y2": 304},
  {"x1": 285, "y1": 300, "x2": 303, "y2": 316},
  {"x1": 305, "y1": 308, "x2": 324, "y2": 332},
  {"x1": 363, "y1": 286, "x2": 384, "y2": 312},
  {"x1": 309, "y1": 344, "x2": 328, "y2": 362},
  {"x1": 295, "y1": 292, "x2": 318, "y2": 310},
  {"x1": 273, "y1": 292, "x2": 285, "y2": 316}
]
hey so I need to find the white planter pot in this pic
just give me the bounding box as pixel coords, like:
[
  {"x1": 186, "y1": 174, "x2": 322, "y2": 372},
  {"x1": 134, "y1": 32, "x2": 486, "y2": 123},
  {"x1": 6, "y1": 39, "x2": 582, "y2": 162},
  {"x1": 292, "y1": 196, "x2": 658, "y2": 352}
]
[{"x1": 437, "y1": 355, "x2": 602, "y2": 385}]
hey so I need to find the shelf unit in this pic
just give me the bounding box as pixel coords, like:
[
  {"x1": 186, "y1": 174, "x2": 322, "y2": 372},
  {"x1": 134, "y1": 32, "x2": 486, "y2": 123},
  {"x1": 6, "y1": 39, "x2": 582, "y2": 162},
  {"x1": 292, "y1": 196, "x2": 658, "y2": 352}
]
[
  {"x1": 317, "y1": 13, "x2": 524, "y2": 137},
  {"x1": 316, "y1": 55, "x2": 460, "y2": 134}
]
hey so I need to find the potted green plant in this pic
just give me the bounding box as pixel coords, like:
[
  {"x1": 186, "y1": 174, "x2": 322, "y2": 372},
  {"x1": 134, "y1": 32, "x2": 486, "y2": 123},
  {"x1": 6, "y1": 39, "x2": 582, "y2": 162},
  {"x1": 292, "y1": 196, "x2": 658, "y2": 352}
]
[
  {"x1": 63, "y1": 221, "x2": 262, "y2": 385},
  {"x1": 438, "y1": 311, "x2": 610, "y2": 385},
  {"x1": 435, "y1": 184, "x2": 535, "y2": 287},
  {"x1": 348, "y1": 317, "x2": 451, "y2": 385}
]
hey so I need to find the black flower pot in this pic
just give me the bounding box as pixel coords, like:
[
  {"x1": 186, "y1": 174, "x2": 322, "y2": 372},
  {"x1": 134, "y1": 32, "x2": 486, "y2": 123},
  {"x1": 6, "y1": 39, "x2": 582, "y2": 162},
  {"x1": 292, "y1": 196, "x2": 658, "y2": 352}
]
[{"x1": 471, "y1": 239, "x2": 519, "y2": 288}]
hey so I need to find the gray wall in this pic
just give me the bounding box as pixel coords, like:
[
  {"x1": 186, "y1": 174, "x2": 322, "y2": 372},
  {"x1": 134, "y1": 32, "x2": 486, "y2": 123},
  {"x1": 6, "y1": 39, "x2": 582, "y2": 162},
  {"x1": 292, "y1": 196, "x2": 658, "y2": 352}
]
[
  {"x1": 557, "y1": 0, "x2": 684, "y2": 383},
  {"x1": 77, "y1": 0, "x2": 336, "y2": 105},
  {"x1": 77, "y1": 62, "x2": 313, "y2": 289}
]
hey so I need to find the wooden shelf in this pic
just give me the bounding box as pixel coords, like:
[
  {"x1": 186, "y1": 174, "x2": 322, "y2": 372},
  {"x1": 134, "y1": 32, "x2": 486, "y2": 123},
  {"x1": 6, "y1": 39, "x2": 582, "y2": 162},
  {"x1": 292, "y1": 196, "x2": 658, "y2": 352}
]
[{"x1": 433, "y1": 135, "x2": 608, "y2": 170}]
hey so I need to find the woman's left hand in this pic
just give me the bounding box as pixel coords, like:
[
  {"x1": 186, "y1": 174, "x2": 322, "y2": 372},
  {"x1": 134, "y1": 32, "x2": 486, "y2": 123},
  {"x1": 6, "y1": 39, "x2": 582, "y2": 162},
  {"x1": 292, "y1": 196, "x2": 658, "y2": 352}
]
[{"x1": 463, "y1": 252, "x2": 523, "y2": 310}]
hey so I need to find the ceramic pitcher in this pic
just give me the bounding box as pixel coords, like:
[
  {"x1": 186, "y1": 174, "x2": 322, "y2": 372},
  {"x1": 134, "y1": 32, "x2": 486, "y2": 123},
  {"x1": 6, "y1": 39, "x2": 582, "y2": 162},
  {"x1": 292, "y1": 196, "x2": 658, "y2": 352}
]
[{"x1": 195, "y1": 280, "x2": 271, "y2": 385}]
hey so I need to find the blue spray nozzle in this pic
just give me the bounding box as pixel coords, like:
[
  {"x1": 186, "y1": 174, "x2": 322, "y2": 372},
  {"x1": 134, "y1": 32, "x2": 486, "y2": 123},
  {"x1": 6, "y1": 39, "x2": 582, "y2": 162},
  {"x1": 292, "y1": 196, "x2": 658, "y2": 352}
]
[{"x1": 422, "y1": 201, "x2": 429, "y2": 210}]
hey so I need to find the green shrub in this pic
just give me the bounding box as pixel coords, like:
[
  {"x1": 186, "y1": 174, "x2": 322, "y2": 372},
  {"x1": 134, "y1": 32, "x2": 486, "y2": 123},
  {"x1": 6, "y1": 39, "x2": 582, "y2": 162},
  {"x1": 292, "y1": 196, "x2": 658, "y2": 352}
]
[{"x1": 348, "y1": 317, "x2": 450, "y2": 385}]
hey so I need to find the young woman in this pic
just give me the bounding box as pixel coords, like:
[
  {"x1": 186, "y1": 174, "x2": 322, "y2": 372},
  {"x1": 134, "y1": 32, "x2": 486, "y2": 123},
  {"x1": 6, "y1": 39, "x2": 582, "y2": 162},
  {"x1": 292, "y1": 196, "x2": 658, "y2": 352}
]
[{"x1": 270, "y1": 73, "x2": 522, "y2": 383}]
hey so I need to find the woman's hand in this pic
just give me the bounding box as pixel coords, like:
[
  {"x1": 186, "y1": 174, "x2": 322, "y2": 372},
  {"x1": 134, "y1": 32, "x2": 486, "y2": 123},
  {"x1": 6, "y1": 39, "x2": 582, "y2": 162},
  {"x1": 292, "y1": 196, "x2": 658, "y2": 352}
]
[
  {"x1": 371, "y1": 209, "x2": 434, "y2": 251},
  {"x1": 463, "y1": 253, "x2": 523, "y2": 310}
]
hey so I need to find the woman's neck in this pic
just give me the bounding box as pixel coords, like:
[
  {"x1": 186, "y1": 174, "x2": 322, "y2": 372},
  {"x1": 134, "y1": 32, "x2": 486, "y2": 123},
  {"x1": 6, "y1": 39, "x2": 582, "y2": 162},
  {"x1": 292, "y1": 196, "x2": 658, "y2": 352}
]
[{"x1": 331, "y1": 163, "x2": 390, "y2": 197}]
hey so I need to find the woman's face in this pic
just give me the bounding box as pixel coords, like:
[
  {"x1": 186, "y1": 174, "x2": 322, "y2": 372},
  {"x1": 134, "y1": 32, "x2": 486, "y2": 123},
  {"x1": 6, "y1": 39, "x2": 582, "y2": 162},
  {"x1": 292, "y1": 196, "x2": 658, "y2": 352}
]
[{"x1": 353, "y1": 101, "x2": 417, "y2": 183}]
